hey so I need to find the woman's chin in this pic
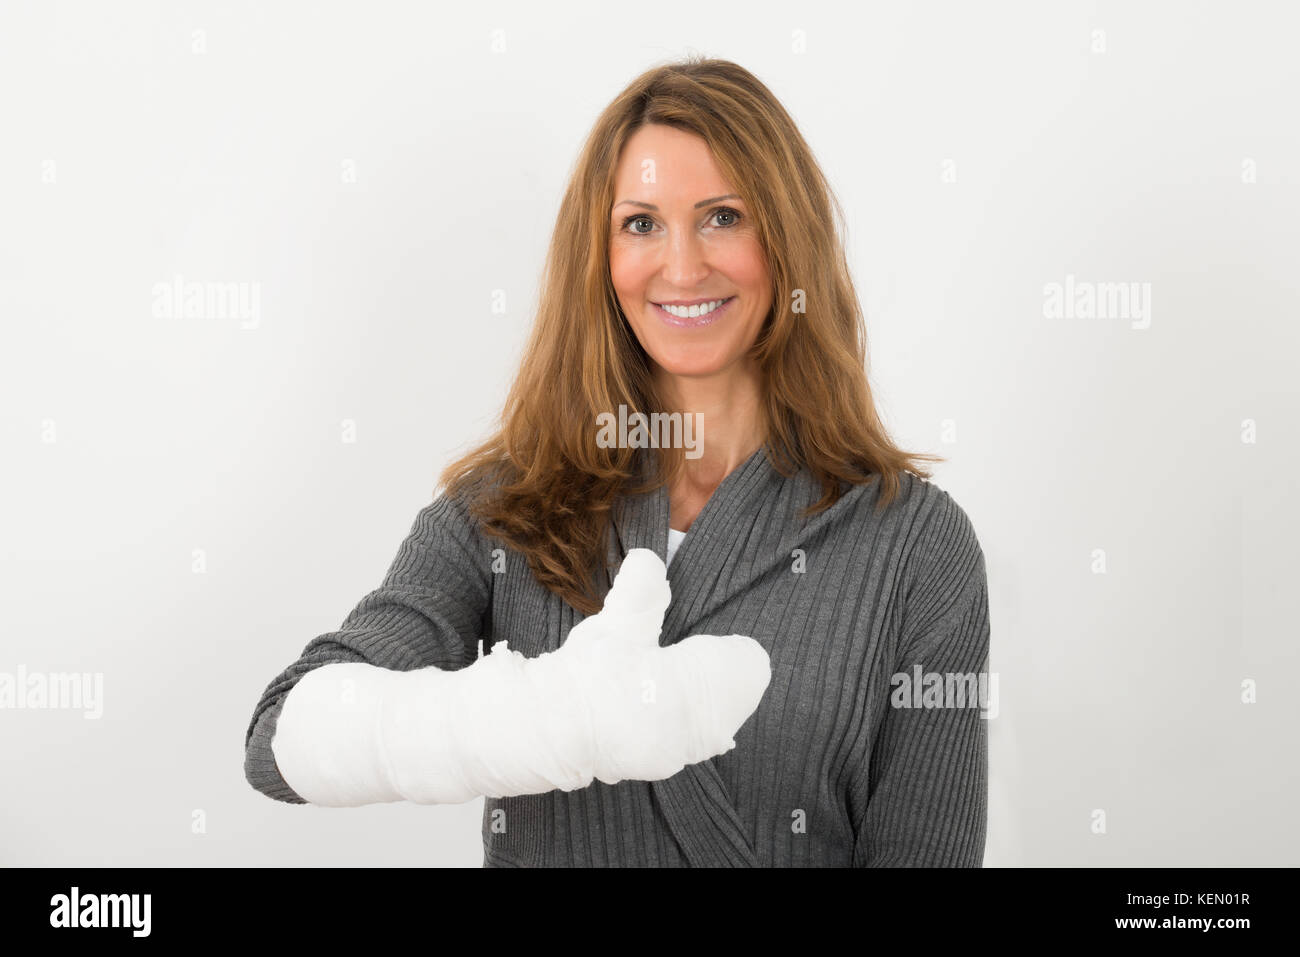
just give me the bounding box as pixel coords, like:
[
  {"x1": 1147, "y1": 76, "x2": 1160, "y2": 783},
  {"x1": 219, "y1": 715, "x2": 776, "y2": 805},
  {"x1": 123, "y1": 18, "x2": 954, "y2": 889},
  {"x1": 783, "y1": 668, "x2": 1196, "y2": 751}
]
[{"x1": 650, "y1": 355, "x2": 729, "y2": 379}]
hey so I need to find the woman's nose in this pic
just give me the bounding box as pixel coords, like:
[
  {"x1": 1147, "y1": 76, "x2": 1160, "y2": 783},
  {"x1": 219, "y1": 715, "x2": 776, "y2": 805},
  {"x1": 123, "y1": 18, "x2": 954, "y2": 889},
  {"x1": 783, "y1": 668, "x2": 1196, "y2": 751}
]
[{"x1": 660, "y1": 228, "x2": 709, "y2": 287}]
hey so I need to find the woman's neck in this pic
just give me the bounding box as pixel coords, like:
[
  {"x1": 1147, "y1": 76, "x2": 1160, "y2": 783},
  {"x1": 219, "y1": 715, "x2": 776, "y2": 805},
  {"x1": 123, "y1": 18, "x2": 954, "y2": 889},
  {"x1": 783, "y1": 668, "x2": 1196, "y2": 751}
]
[{"x1": 654, "y1": 360, "x2": 764, "y2": 500}]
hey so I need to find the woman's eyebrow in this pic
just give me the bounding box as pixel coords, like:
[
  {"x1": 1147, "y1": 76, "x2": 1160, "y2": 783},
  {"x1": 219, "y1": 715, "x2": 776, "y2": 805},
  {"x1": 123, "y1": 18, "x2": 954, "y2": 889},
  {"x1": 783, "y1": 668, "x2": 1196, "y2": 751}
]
[{"x1": 613, "y1": 193, "x2": 740, "y2": 212}]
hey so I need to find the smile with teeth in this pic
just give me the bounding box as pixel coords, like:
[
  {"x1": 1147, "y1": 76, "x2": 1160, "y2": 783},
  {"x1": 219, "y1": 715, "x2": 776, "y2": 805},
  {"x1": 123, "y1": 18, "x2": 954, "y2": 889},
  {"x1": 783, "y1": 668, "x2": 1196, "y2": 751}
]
[
  {"x1": 657, "y1": 298, "x2": 729, "y2": 318},
  {"x1": 651, "y1": 296, "x2": 736, "y2": 326}
]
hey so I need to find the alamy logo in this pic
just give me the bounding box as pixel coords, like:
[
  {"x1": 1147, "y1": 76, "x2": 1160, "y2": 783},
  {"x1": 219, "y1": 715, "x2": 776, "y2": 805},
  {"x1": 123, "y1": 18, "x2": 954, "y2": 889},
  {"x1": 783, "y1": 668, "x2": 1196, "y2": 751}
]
[
  {"x1": 889, "y1": 666, "x2": 998, "y2": 719},
  {"x1": 151, "y1": 273, "x2": 261, "y2": 329},
  {"x1": 0, "y1": 665, "x2": 102, "y2": 718},
  {"x1": 1042, "y1": 273, "x2": 1151, "y2": 329},
  {"x1": 595, "y1": 404, "x2": 703, "y2": 459},
  {"x1": 50, "y1": 887, "x2": 151, "y2": 937}
]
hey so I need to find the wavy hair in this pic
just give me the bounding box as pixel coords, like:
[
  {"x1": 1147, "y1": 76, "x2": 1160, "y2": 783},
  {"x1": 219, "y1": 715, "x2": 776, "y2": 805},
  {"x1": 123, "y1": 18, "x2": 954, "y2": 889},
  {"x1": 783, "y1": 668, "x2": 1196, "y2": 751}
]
[{"x1": 438, "y1": 55, "x2": 943, "y2": 614}]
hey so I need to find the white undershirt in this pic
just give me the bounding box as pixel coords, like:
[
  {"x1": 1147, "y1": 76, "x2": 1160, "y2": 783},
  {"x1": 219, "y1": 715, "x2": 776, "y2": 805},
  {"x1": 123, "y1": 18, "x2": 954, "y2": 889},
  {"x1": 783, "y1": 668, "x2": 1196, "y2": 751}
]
[{"x1": 666, "y1": 528, "x2": 687, "y2": 567}]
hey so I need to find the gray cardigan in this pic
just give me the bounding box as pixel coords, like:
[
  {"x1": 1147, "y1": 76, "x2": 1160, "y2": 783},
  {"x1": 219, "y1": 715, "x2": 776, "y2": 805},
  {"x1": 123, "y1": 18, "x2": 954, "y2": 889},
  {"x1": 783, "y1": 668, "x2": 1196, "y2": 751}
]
[{"x1": 244, "y1": 447, "x2": 990, "y2": 867}]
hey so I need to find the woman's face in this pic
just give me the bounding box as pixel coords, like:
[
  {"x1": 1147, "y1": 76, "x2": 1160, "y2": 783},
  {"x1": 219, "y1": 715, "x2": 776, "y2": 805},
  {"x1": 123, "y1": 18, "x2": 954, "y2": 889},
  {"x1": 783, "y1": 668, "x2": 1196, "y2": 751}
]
[{"x1": 608, "y1": 123, "x2": 772, "y2": 381}]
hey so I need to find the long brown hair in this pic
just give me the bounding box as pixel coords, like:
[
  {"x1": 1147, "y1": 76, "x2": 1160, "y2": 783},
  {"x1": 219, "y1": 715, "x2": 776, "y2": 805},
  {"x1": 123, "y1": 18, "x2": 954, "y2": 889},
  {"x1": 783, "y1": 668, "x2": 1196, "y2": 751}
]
[{"x1": 438, "y1": 55, "x2": 943, "y2": 614}]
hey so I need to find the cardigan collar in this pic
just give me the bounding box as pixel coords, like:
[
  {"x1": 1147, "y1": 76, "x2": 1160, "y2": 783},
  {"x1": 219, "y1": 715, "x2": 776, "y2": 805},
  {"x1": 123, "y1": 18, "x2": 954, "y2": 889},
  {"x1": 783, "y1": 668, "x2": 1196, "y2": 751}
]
[
  {"x1": 604, "y1": 445, "x2": 868, "y2": 642},
  {"x1": 599, "y1": 445, "x2": 879, "y2": 866}
]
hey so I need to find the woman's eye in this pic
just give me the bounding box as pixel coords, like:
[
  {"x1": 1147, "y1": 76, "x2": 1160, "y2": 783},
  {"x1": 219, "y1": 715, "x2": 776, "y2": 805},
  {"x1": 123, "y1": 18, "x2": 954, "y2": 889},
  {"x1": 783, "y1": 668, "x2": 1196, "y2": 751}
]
[
  {"x1": 712, "y1": 207, "x2": 741, "y2": 228},
  {"x1": 622, "y1": 215, "x2": 655, "y2": 234}
]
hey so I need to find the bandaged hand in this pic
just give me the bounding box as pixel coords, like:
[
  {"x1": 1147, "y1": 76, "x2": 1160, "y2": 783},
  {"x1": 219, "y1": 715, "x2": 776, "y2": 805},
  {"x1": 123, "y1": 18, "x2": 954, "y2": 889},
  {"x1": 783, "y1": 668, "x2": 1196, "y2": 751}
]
[{"x1": 270, "y1": 548, "x2": 771, "y2": 806}]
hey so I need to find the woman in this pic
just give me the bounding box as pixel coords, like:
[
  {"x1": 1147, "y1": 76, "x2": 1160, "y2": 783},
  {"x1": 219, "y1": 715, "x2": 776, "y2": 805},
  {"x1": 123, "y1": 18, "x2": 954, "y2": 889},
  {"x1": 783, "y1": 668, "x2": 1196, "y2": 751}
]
[{"x1": 244, "y1": 56, "x2": 990, "y2": 867}]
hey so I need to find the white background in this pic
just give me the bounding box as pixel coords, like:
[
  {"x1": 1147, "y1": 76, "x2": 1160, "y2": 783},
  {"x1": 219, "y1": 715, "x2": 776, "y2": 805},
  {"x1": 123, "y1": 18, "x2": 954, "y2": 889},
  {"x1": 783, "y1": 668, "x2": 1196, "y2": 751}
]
[{"x1": 1, "y1": 0, "x2": 1296, "y2": 866}]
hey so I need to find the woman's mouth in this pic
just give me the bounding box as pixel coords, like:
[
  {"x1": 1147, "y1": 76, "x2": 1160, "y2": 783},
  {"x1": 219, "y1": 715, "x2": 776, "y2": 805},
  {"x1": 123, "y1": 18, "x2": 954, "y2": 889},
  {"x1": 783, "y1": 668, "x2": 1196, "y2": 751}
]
[{"x1": 651, "y1": 296, "x2": 736, "y2": 328}]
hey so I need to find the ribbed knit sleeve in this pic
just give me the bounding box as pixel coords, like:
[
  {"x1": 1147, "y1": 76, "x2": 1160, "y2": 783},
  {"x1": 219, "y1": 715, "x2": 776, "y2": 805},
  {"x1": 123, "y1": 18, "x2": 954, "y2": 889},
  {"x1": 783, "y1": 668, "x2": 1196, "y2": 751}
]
[
  {"x1": 243, "y1": 489, "x2": 494, "y2": 803},
  {"x1": 854, "y1": 487, "x2": 990, "y2": 866}
]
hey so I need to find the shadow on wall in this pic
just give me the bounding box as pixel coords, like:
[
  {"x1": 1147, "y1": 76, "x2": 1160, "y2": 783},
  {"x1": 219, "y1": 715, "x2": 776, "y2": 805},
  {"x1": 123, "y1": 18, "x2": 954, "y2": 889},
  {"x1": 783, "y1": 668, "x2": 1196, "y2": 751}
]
[{"x1": 984, "y1": 690, "x2": 1023, "y2": 867}]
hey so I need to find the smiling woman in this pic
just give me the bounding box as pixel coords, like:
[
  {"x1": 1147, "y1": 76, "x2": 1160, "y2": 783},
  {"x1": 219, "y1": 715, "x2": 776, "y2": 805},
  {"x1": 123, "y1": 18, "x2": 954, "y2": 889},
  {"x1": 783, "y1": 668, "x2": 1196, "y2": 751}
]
[
  {"x1": 439, "y1": 56, "x2": 950, "y2": 583},
  {"x1": 610, "y1": 142, "x2": 770, "y2": 359},
  {"x1": 244, "y1": 55, "x2": 991, "y2": 869}
]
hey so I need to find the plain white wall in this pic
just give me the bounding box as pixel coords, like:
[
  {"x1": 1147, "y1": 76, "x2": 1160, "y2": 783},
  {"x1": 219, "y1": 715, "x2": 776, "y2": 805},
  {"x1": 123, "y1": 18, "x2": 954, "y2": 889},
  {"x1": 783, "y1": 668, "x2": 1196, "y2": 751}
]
[{"x1": 1, "y1": 0, "x2": 1295, "y2": 866}]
